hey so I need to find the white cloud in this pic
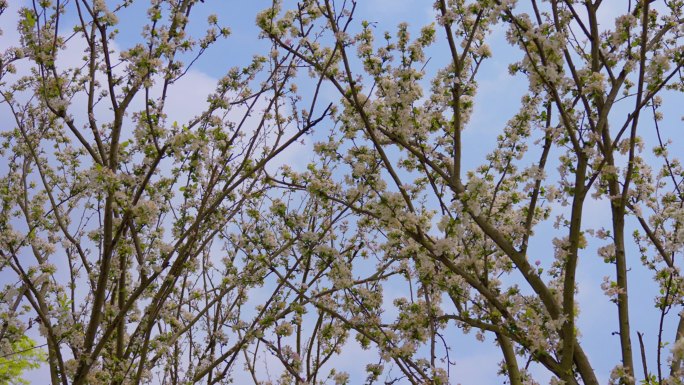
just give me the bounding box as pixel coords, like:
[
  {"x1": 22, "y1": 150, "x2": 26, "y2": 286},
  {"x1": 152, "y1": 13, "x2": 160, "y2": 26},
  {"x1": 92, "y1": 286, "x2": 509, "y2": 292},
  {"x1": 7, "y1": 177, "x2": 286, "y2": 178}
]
[{"x1": 0, "y1": 0, "x2": 22, "y2": 49}]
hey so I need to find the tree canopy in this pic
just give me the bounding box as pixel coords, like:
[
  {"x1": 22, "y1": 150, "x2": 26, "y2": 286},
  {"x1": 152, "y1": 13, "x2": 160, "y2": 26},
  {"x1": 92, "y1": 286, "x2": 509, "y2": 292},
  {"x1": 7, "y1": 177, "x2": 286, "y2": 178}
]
[{"x1": 0, "y1": 0, "x2": 683, "y2": 384}]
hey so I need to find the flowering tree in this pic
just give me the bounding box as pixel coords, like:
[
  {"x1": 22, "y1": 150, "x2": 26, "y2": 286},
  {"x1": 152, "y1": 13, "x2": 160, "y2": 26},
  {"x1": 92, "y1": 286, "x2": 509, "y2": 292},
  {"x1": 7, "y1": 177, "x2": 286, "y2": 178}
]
[
  {"x1": 2, "y1": 0, "x2": 684, "y2": 384},
  {"x1": 257, "y1": 0, "x2": 684, "y2": 384},
  {"x1": 0, "y1": 0, "x2": 359, "y2": 384}
]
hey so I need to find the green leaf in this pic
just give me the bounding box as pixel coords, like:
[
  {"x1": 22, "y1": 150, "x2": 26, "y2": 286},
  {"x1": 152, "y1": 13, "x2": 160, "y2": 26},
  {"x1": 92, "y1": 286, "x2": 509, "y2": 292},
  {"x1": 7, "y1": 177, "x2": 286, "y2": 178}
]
[{"x1": 0, "y1": 336, "x2": 46, "y2": 385}]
